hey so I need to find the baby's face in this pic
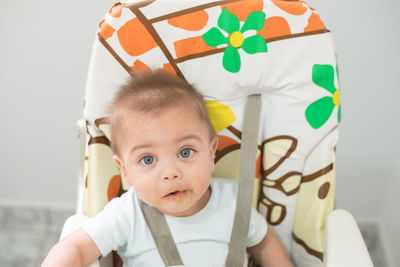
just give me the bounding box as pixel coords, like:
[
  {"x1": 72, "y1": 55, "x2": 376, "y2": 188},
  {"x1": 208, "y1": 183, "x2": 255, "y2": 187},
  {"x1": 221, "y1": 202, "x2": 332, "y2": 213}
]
[{"x1": 113, "y1": 105, "x2": 218, "y2": 217}]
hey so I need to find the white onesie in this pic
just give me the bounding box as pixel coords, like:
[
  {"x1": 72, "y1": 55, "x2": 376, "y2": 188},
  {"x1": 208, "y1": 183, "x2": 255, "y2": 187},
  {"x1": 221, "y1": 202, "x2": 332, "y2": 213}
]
[{"x1": 81, "y1": 178, "x2": 268, "y2": 267}]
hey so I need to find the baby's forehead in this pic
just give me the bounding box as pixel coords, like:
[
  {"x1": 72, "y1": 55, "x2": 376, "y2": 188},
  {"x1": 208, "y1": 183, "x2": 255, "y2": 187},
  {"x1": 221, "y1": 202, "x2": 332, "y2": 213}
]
[
  {"x1": 111, "y1": 98, "x2": 214, "y2": 149},
  {"x1": 118, "y1": 107, "x2": 209, "y2": 142},
  {"x1": 120, "y1": 101, "x2": 199, "y2": 119}
]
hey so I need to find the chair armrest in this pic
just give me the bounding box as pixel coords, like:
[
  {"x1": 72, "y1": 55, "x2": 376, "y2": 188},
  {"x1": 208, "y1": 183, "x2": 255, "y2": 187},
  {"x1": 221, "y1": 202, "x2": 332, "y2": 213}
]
[
  {"x1": 76, "y1": 118, "x2": 87, "y2": 216},
  {"x1": 60, "y1": 215, "x2": 113, "y2": 267},
  {"x1": 323, "y1": 209, "x2": 373, "y2": 267}
]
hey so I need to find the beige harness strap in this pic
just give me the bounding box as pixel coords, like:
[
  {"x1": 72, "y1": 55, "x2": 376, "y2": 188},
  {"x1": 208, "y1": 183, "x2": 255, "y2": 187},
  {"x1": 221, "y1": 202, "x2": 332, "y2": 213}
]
[
  {"x1": 141, "y1": 201, "x2": 184, "y2": 267},
  {"x1": 226, "y1": 94, "x2": 262, "y2": 266}
]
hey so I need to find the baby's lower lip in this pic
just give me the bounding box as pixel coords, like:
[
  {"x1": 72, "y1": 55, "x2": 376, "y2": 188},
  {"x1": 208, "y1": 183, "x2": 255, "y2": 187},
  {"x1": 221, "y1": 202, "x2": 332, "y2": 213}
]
[{"x1": 163, "y1": 190, "x2": 187, "y2": 200}]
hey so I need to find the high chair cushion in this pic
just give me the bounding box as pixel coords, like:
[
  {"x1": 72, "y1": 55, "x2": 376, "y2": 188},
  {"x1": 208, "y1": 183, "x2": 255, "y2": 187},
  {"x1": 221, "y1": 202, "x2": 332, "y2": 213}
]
[{"x1": 83, "y1": 1, "x2": 340, "y2": 266}]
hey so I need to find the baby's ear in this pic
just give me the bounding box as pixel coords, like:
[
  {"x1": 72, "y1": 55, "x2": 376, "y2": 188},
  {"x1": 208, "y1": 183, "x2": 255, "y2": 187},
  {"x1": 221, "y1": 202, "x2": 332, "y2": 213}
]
[
  {"x1": 112, "y1": 154, "x2": 127, "y2": 177},
  {"x1": 210, "y1": 136, "x2": 219, "y2": 159}
]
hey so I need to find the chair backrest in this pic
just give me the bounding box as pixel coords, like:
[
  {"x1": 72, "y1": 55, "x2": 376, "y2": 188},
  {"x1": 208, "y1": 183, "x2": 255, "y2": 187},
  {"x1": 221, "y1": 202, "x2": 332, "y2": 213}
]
[{"x1": 82, "y1": 1, "x2": 340, "y2": 266}]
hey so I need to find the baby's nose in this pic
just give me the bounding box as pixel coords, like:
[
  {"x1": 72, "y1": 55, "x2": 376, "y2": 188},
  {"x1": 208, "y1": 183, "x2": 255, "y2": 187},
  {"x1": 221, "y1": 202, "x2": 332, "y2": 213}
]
[{"x1": 163, "y1": 173, "x2": 180, "y2": 180}]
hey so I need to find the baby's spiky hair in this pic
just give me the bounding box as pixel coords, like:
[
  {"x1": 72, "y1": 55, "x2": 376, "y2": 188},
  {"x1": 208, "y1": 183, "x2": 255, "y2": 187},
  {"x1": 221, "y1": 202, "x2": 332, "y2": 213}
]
[{"x1": 109, "y1": 70, "x2": 217, "y2": 155}]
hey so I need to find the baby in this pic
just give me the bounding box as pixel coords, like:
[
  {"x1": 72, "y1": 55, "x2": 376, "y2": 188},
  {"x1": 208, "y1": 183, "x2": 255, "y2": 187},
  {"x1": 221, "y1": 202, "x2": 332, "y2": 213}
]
[{"x1": 42, "y1": 71, "x2": 293, "y2": 267}]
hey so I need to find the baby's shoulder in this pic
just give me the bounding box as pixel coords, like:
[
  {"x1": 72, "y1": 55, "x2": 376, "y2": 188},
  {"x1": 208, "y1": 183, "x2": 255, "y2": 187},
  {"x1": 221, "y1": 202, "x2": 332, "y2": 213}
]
[
  {"x1": 105, "y1": 186, "x2": 137, "y2": 211},
  {"x1": 211, "y1": 177, "x2": 238, "y2": 187},
  {"x1": 211, "y1": 178, "x2": 238, "y2": 198}
]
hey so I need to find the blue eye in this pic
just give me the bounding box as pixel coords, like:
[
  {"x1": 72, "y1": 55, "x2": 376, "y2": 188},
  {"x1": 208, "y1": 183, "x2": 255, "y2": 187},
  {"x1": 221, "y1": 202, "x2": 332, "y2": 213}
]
[
  {"x1": 179, "y1": 148, "x2": 195, "y2": 159},
  {"x1": 140, "y1": 155, "x2": 156, "y2": 165}
]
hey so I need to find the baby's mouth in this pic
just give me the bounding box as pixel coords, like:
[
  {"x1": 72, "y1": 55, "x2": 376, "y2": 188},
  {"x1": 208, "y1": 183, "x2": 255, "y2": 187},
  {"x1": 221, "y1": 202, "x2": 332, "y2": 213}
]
[{"x1": 163, "y1": 190, "x2": 187, "y2": 200}]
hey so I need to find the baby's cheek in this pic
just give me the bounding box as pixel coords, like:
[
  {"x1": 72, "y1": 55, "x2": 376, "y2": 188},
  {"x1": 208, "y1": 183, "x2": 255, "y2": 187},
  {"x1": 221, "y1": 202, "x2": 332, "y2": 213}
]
[
  {"x1": 132, "y1": 181, "x2": 155, "y2": 201},
  {"x1": 192, "y1": 176, "x2": 211, "y2": 190}
]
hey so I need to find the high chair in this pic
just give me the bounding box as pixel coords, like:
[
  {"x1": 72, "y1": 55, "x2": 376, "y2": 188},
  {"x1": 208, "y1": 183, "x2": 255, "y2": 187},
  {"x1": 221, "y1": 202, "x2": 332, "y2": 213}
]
[{"x1": 61, "y1": 0, "x2": 374, "y2": 266}]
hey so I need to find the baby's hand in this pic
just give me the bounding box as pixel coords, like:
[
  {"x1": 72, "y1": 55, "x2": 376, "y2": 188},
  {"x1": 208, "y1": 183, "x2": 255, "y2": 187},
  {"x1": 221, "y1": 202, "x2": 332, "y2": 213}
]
[{"x1": 247, "y1": 229, "x2": 294, "y2": 267}]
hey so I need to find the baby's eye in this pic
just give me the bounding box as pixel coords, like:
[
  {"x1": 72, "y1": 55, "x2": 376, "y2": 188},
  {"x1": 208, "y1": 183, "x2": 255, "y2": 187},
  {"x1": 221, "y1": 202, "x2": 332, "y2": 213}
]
[
  {"x1": 140, "y1": 155, "x2": 156, "y2": 165},
  {"x1": 179, "y1": 148, "x2": 195, "y2": 159}
]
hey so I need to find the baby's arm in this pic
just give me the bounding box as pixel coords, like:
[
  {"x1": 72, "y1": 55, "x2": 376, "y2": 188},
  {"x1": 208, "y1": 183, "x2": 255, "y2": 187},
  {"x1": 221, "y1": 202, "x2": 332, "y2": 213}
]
[
  {"x1": 247, "y1": 229, "x2": 294, "y2": 267},
  {"x1": 41, "y1": 229, "x2": 102, "y2": 267}
]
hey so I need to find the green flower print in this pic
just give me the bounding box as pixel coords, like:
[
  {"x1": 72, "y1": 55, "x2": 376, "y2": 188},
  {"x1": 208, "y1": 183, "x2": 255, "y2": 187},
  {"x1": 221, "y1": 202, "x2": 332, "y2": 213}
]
[
  {"x1": 306, "y1": 64, "x2": 341, "y2": 129},
  {"x1": 202, "y1": 7, "x2": 267, "y2": 73}
]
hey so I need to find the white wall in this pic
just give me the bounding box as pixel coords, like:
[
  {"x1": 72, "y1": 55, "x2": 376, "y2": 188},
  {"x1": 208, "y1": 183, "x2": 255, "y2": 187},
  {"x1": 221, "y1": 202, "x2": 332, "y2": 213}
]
[
  {"x1": 0, "y1": 0, "x2": 113, "y2": 207},
  {"x1": 1, "y1": 0, "x2": 399, "y2": 263}
]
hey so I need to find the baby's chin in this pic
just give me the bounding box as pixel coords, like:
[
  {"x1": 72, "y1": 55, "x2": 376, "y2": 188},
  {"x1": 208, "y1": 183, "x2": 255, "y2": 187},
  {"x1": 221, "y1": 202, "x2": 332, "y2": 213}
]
[{"x1": 162, "y1": 210, "x2": 189, "y2": 217}]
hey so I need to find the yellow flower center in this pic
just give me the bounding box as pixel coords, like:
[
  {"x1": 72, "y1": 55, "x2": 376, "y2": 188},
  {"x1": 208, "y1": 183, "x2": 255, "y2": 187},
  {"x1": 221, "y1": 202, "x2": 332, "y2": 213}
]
[
  {"x1": 229, "y1": 31, "x2": 244, "y2": 48},
  {"x1": 333, "y1": 89, "x2": 340, "y2": 106}
]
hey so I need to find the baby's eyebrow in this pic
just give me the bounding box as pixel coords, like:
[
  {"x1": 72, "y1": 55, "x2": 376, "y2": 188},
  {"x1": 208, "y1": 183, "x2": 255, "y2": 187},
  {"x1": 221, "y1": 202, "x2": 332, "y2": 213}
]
[
  {"x1": 176, "y1": 134, "x2": 202, "y2": 143},
  {"x1": 130, "y1": 143, "x2": 152, "y2": 155}
]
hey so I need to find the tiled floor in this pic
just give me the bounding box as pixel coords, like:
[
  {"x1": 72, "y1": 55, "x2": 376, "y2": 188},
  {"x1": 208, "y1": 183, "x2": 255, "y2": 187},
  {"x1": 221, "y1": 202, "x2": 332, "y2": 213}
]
[
  {"x1": 0, "y1": 206, "x2": 74, "y2": 267},
  {"x1": 0, "y1": 205, "x2": 390, "y2": 267}
]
